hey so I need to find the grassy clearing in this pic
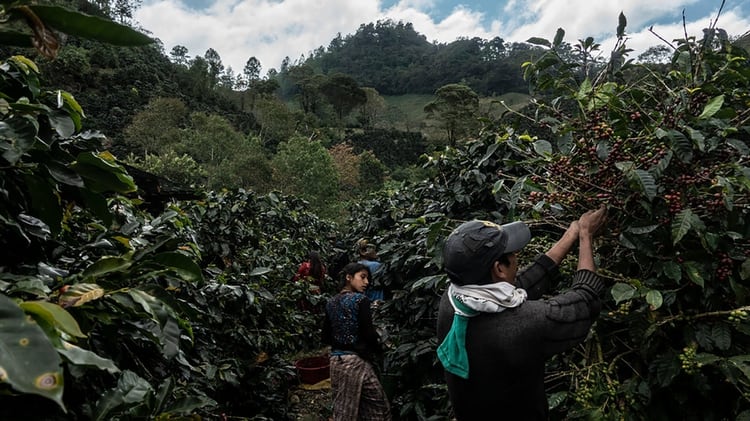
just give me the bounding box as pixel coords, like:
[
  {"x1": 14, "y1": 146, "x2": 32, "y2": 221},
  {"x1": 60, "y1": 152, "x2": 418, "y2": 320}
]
[{"x1": 380, "y1": 92, "x2": 532, "y2": 136}]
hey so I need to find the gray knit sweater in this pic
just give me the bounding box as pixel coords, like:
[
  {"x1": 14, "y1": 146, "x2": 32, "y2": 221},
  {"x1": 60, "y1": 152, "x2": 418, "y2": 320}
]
[{"x1": 436, "y1": 254, "x2": 606, "y2": 420}]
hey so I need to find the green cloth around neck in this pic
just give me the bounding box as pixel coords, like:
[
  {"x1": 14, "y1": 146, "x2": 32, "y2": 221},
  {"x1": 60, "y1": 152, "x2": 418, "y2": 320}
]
[{"x1": 437, "y1": 296, "x2": 477, "y2": 379}]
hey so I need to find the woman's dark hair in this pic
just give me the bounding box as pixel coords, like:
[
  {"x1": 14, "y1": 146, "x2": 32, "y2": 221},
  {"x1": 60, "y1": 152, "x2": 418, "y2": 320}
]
[
  {"x1": 337, "y1": 262, "x2": 370, "y2": 288},
  {"x1": 308, "y1": 251, "x2": 324, "y2": 281}
]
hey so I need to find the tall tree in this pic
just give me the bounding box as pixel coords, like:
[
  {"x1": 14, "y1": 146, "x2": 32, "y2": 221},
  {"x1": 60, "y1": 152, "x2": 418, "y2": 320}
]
[
  {"x1": 358, "y1": 87, "x2": 386, "y2": 129},
  {"x1": 244, "y1": 56, "x2": 261, "y2": 82},
  {"x1": 123, "y1": 97, "x2": 189, "y2": 156},
  {"x1": 288, "y1": 64, "x2": 326, "y2": 115},
  {"x1": 424, "y1": 83, "x2": 480, "y2": 146},
  {"x1": 319, "y1": 73, "x2": 367, "y2": 126},
  {"x1": 169, "y1": 45, "x2": 190, "y2": 66},
  {"x1": 204, "y1": 48, "x2": 224, "y2": 87},
  {"x1": 271, "y1": 136, "x2": 340, "y2": 217}
]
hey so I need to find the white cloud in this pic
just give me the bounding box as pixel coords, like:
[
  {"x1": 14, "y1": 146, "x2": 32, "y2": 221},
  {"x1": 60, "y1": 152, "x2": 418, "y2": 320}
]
[{"x1": 135, "y1": 0, "x2": 749, "y2": 77}]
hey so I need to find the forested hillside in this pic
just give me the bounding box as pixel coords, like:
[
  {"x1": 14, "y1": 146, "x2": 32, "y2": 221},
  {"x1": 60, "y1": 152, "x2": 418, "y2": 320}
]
[
  {"x1": 0, "y1": 8, "x2": 554, "y2": 220},
  {"x1": 302, "y1": 20, "x2": 535, "y2": 95}
]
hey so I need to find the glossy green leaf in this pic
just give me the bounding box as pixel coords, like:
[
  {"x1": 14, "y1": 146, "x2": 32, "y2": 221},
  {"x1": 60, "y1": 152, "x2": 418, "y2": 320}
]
[
  {"x1": 661, "y1": 261, "x2": 682, "y2": 281},
  {"x1": 19, "y1": 300, "x2": 86, "y2": 338},
  {"x1": 26, "y1": 5, "x2": 154, "y2": 46},
  {"x1": 127, "y1": 290, "x2": 181, "y2": 358},
  {"x1": 94, "y1": 370, "x2": 153, "y2": 421},
  {"x1": 727, "y1": 138, "x2": 750, "y2": 155},
  {"x1": 0, "y1": 294, "x2": 65, "y2": 411},
  {"x1": 682, "y1": 261, "x2": 704, "y2": 288},
  {"x1": 160, "y1": 318, "x2": 180, "y2": 358},
  {"x1": 46, "y1": 112, "x2": 75, "y2": 138},
  {"x1": 81, "y1": 256, "x2": 133, "y2": 280},
  {"x1": 611, "y1": 282, "x2": 636, "y2": 304},
  {"x1": 71, "y1": 152, "x2": 137, "y2": 194},
  {"x1": 148, "y1": 252, "x2": 203, "y2": 283},
  {"x1": 47, "y1": 161, "x2": 84, "y2": 187},
  {"x1": 0, "y1": 115, "x2": 40, "y2": 165},
  {"x1": 645, "y1": 289, "x2": 663, "y2": 310},
  {"x1": 58, "y1": 340, "x2": 119, "y2": 373},
  {"x1": 626, "y1": 224, "x2": 659, "y2": 234},
  {"x1": 633, "y1": 169, "x2": 656, "y2": 200},
  {"x1": 532, "y1": 139, "x2": 552, "y2": 157},
  {"x1": 672, "y1": 208, "x2": 699, "y2": 245},
  {"x1": 128, "y1": 290, "x2": 168, "y2": 322},
  {"x1": 250, "y1": 267, "x2": 272, "y2": 276},
  {"x1": 698, "y1": 95, "x2": 724, "y2": 119}
]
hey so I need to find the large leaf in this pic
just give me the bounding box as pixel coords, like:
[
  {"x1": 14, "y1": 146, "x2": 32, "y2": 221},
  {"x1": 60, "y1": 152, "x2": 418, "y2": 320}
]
[
  {"x1": 698, "y1": 95, "x2": 724, "y2": 119},
  {"x1": 71, "y1": 151, "x2": 136, "y2": 194},
  {"x1": 94, "y1": 370, "x2": 153, "y2": 421},
  {"x1": 633, "y1": 169, "x2": 656, "y2": 200},
  {"x1": 127, "y1": 290, "x2": 181, "y2": 358},
  {"x1": 0, "y1": 294, "x2": 65, "y2": 410},
  {"x1": 147, "y1": 252, "x2": 204, "y2": 283},
  {"x1": 59, "y1": 283, "x2": 105, "y2": 308},
  {"x1": 81, "y1": 256, "x2": 133, "y2": 280},
  {"x1": 532, "y1": 139, "x2": 552, "y2": 157},
  {"x1": 645, "y1": 290, "x2": 663, "y2": 310},
  {"x1": 58, "y1": 340, "x2": 119, "y2": 373},
  {"x1": 671, "y1": 208, "x2": 700, "y2": 245},
  {"x1": 19, "y1": 300, "x2": 86, "y2": 338},
  {"x1": 25, "y1": 5, "x2": 154, "y2": 46},
  {"x1": 611, "y1": 282, "x2": 636, "y2": 304},
  {"x1": 0, "y1": 115, "x2": 40, "y2": 165}
]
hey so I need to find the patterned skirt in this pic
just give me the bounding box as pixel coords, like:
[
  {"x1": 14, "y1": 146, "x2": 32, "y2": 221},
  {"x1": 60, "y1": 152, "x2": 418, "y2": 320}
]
[{"x1": 330, "y1": 353, "x2": 391, "y2": 420}]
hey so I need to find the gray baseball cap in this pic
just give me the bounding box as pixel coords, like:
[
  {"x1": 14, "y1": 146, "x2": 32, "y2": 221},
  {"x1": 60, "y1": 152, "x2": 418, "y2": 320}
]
[{"x1": 442, "y1": 220, "x2": 531, "y2": 286}]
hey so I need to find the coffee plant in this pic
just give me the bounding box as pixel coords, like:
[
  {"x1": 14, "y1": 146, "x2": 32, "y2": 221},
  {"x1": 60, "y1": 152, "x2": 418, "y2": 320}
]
[
  {"x1": 345, "y1": 16, "x2": 750, "y2": 420},
  {"x1": 0, "y1": 9, "x2": 341, "y2": 420}
]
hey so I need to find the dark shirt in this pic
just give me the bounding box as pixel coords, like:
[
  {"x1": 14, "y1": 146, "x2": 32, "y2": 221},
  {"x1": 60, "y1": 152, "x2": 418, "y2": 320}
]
[
  {"x1": 322, "y1": 291, "x2": 381, "y2": 360},
  {"x1": 436, "y1": 254, "x2": 606, "y2": 421}
]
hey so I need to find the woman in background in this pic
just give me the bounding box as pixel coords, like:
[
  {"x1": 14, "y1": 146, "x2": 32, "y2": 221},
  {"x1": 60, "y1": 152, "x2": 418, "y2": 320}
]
[
  {"x1": 293, "y1": 251, "x2": 327, "y2": 294},
  {"x1": 322, "y1": 262, "x2": 391, "y2": 420}
]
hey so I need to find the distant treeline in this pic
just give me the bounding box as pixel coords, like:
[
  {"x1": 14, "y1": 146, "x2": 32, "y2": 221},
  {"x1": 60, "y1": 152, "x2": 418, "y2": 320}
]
[{"x1": 285, "y1": 20, "x2": 544, "y2": 96}]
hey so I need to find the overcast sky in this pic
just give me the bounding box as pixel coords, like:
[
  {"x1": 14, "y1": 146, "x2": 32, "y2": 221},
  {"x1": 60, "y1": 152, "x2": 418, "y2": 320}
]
[{"x1": 134, "y1": 0, "x2": 750, "y2": 78}]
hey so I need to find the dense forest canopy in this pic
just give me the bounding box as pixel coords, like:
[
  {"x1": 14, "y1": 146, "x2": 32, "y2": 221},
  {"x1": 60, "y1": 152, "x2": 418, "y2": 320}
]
[{"x1": 297, "y1": 19, "x2": 537, "y2": 96}]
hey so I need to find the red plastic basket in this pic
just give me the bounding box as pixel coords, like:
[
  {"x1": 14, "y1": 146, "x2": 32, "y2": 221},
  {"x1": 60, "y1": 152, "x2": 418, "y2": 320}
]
[{"x1": 295, "y1": 355, "x2": 330, "y2": 384}]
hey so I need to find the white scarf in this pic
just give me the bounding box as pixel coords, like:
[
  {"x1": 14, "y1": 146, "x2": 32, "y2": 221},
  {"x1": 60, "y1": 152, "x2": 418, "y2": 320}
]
[
  {"x1": 438, "y1": 282, "x2": 527, "y2": 379},
  {"x1": 448, "y1": 282, "x2": 528, "y2": 315}
]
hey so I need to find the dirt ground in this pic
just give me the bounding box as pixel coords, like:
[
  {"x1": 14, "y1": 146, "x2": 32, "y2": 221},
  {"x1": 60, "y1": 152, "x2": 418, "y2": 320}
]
[{"x1": 288, "y1": 379, "x2": 332, "y2": 421}]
